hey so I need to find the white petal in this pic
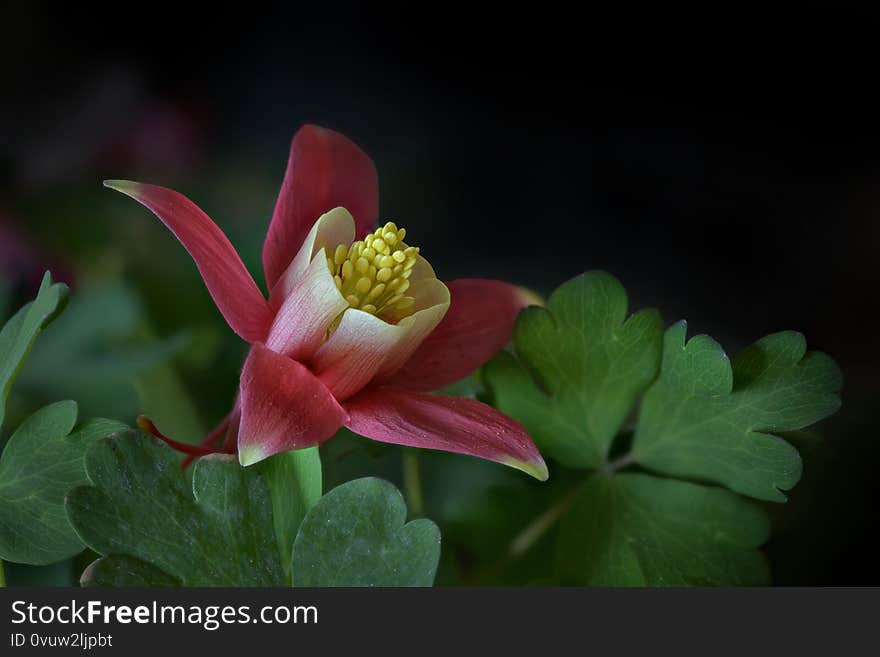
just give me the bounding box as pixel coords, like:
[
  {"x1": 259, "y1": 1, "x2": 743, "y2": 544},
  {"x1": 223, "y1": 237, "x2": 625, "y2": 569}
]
[
  {"x1": 268, "y1": 207, "x2": 355, "y2": 308},
  {"x1": 375, "y1": 278, "x2": 450, "y2": 380},
  {"x1": 265, "y1": 253, "x2": 348, "y2": 361},
  {"x1": 311, "y1": 309, "x2": 409, "y2": 401}
]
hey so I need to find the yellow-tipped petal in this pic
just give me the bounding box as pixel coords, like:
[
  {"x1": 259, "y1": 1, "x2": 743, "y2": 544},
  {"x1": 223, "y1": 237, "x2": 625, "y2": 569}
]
[{"x1": 502, "y1": 456, "x2": 550, "y2": 481}]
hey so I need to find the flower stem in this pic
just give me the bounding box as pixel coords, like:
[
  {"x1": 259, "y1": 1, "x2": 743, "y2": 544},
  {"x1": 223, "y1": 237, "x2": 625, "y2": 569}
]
[
  {"x1": 508, "y1": 485, "x2": 582, "y2": 556},
  {"x1": 0, "y1": 560, "x2": 6, "y2": 587},
  {"x1": 602, "y1": 451, "x2": 636, "y2": 475},
  {"x1": 402, "y1": 449, "x2": 424, "y2": 518},
  {"x1": 137, "y1": 415, "x2": 224, "y2": 458}
]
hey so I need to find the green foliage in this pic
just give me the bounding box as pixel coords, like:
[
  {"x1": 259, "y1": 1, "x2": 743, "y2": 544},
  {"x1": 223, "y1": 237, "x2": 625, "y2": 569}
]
[
  {"x1": 67, "y1": 432, "x2": 286, "y2": 586},
  {"x1": 0, "y1": 265, "x2": 840, "y2": 588},
  {"x1": 485, "y1": 272, "x2": 663, "y2": 468},
  {"x1": 0, "y1": 272, "x2": 68, "y2": 430},
  {"x1": 81, "y1": 555, "x2": 179, "y2": 587},
  {"x1": 68, "y1": 435, "x2": 429, "y2": 588},
  {"x1": 556, "y1": 474, "x2": 770, "y2": 585},
  {"x1": 633, "y1": 322, "x2": 842, "y2": 501},
  {"x1": 483, "y1": 271, "x2": 842, "y2": 585},
  {"x1": 0, "y1": 401, "x2": 126, "y2": 565},
  {"x1": 17, "y1": 282, "x2": 187, "y2": 421},
  {"x1": 292, "y1": 477, "x2": 441, "y2": 587}
]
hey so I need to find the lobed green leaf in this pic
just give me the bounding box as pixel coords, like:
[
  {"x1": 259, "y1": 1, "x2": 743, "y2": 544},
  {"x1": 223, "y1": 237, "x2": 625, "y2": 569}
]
[
  {"x1": 632, "y1": 322, "x2": 843, "y2": 501},
  {"x1": 66, "y1": 432, "x2": 285, "y2": 586},
  {"x1": 0, "y1": 401, "x2": 126, "y2": 564},
  {"x1": 556, "y1": 473, "x2": 771, "y2": 586},
  {"x1": 485, "y1": 271, "x2": 663, "y2": 469},
  {"x1": 292, "y1": 477, "x2": 440, "y2": 587}
]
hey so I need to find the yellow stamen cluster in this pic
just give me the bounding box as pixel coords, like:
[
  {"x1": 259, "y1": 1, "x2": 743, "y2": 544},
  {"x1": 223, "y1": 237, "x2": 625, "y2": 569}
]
[{"x1": 325, "y1": 221, "x2": 419, "y2": 321}]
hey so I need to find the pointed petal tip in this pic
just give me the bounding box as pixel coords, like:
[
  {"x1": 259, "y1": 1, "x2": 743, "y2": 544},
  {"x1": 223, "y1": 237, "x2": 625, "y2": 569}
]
[
  {"x1": 516, "y1": 285, "x2": 546, "y2": 308},
  {"x1": 100, "y1": 180, "x2": 274, "y2": 343},
  {"x1": 135, "y1": 414, "x2": 154, "y2": 434},
  {"x1": 505, "y1": 455, "x2": 550, "y2": 481},
  {"x1": 238, "y1": 444, "x2": 268, "y2": 467},
  {"x1": 103, "y1": 179, "x2": 139, "y2": 193}
]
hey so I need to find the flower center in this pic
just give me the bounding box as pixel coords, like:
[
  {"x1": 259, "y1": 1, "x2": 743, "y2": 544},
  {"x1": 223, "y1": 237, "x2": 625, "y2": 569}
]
[{"x1": 325, "y1": 221, "x2": 419, "y2": 322}]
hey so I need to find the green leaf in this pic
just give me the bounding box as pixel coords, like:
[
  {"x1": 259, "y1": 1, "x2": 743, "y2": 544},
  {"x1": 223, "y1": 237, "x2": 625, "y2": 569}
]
[
  {"x1": 0, "y1": 272, "x2": 68, "y2": 430},
  {"x1": 81, "y1": 555, "x2": 179, "y2": 587},
  {"x1": 632, "y1": 322, "x2": 843, "y2": 501},
  {"x1": 18, "y1": 282, "x2": 186, "y2": 421},
  {"x1": 0, "y1": 401, "x2": 126, "y2": 564},
  {"x1": 484, "y1": 271, "x2": 663, "y2": 468},
  {"x1": 256, "y1": 448, "x2": 322, "y2": 580},
  {"x1": 66, "y1": 432, "x2": 285, "y2": 586},
  {"x1": 292, "y1": 477, "x2": 441, "y2": 587},
  {"x1": 556, "y1": 473, "x2": 771, "y2": 586}
]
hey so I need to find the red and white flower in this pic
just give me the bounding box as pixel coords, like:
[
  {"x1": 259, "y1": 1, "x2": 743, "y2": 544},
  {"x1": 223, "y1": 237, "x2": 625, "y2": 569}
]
[{"x1": 107, "y1": 125, "x2": 547, "y2": 480}]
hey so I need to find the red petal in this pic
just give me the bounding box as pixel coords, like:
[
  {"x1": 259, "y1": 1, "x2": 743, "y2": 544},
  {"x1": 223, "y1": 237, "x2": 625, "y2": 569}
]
[
  {"x1": 104, "y1": 180, "x2": 272, "y2": 343},
  {"x1": 344, "y1": 388, "x2": 548, "y2": 480},
  {"x1": 262, "y1": 125, "x2": 378, "y2": 289},
  {"x1": 238, "y1": 345, "x2": 348, "y2": 465},
  {"x1": 385, "y1": 279, "x2": 535, "y2": 391}
]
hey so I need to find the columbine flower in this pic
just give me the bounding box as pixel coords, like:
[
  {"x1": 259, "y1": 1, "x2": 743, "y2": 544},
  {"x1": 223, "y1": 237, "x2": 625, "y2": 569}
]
[{"x1": 105, "y1": 124, "x2": 547, "y2": 480}]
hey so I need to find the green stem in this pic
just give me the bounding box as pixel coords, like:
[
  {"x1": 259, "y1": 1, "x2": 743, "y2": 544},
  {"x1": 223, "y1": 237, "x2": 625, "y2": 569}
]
[
  {"x1": 508, "y1": 484, "x2": 582, "y2": 556},
  {"x1": 0, "y1": 559, "x2": 6, "y2": 587},
  {"x1": 508, "y1": 451, "x2": 635, "y2": 558},
  {"x1": 601, "y1": 451, "x2": 636, "y2": 475},
  {"x1": 402, "y1": 449, "x2": 424, "y2": 518}
]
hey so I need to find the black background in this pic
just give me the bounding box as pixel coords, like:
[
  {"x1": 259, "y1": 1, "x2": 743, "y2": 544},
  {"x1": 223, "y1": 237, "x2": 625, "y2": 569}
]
[{"x1": 2, "y1": 4, "x2": 878, "y2": 583}]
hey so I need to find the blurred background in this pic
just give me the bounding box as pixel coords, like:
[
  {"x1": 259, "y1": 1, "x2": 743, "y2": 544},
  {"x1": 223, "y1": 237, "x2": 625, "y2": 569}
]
[{"x1": 1, "y1": 4, "x2": 877, "y2": 585}]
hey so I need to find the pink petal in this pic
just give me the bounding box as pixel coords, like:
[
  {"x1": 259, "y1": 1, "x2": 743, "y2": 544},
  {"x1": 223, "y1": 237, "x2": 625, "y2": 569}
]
[
  {"x1": 311, "y1": 310, "x2": 408, "y2": 401},
  {"x1": 374, "y1": 278, "x2": 450, "y2": 380},
  {"x1": 262, "y1": 125, "x2": 378, "y2": 290},
  {"x1": 104, "y1": 180, "x2": 272, "y2": 343},
  {"x1": 265, "y1": 252, "x2": 348, "y2": 362},
  {"x1": 312, "y1": 279, "x2": 450, "y2": 401},
  {"x1": 384, "y1": 279, "x2": 537, "y2": 391},
  {"x1": 344, "y1": 388, "x2": 548, "y2": 480},
  {"x1": 238, "y1": 345, "x2": 348, "y2": 466}
]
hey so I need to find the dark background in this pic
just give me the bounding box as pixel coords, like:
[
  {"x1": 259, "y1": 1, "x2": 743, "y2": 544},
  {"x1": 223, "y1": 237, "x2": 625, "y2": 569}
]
[{"x1": 1, "y1": 4, "x2": 877, "y2": 584}]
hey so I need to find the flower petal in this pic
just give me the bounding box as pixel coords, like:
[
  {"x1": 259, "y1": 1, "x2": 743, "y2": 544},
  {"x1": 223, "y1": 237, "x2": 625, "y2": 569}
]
[
  {"x1": 268, "y1": 207, "x2": 355, "y2": 309},
  {"x1": 408, "y1": 254, "x2": 437, "y2": 285},
  {"x1": 384, "y1": 279, "x2": 536, "y2": 391},
  {"x1": 238, "y1": 344, "x2": 348, "y2": 466},
  {"x1": 265, "y1": 252, "x2": 349, "y2": 362},
  {"x1": 375, "y1": 278, "x2": 450, "y2": 380},
  {"x1": 344, "y1": 388, "x2": 548, "y2": 480},
  {"x1": 262, "y1": 125, "x2": 378, "y2": 290},
  {"x1": 104, "y1": 180, "x2": 272, "y2": 343},
  {"x1": 312, "y1": 278, "x2": 450, "y2": 400},
  {"x1": 311, "y1": 310, "x2": 408, "y2": 401}
]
